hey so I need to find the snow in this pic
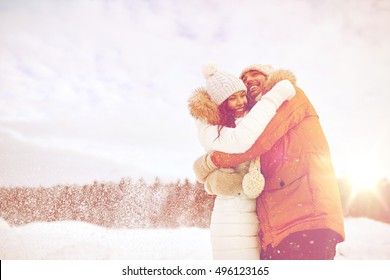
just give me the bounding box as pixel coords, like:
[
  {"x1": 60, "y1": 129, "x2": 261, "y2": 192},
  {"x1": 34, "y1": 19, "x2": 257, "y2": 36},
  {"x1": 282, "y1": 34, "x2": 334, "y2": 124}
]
[
  {"x1": 0, "y1": 218, "x2": 211, "y2": 260},
  {"x1": 0, "y1": 217, "x2": 389, "y2": 260}
]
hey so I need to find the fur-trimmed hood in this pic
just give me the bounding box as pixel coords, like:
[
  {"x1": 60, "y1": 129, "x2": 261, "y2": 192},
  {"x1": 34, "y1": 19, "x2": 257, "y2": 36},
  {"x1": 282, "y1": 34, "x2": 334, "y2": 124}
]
[{"x1": 188, "y1": 68, "x2": 297, "y2": 125}]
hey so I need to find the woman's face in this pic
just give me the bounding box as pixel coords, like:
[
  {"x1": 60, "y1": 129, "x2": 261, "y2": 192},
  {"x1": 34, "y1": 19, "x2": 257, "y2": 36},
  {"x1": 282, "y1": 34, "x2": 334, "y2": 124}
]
[{"x1": 226, "y1": 90, "x2": 248, "y2": 118}]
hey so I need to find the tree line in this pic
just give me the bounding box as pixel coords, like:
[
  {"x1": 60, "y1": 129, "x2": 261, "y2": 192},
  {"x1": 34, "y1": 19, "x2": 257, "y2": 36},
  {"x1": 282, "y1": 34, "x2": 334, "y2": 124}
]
[
  {"x1": 0, "y1": 177, "x2": 214, "y2": 228},
  {"x1": 0, "y1": 177, "x2": 389, "y2": 228}
]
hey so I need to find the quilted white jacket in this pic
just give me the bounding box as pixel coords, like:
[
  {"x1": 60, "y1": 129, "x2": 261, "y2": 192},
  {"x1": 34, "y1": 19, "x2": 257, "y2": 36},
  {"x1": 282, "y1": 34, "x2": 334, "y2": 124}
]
[{"x1": 188, "y1": 73, "x2": 296, "y2": 260}]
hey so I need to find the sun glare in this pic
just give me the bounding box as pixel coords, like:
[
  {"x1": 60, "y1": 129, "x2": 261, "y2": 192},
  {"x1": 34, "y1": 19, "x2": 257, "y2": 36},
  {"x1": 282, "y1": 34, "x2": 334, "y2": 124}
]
[{"x1": 345, "y1": 163, "x2": 380, "y2": 192}]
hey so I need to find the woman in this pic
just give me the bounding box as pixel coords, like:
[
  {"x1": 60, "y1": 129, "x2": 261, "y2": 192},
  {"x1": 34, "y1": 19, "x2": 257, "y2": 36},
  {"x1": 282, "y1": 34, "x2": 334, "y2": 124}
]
[{"x1": 188, "y1": 64, "x2": 295, "y2": 259}]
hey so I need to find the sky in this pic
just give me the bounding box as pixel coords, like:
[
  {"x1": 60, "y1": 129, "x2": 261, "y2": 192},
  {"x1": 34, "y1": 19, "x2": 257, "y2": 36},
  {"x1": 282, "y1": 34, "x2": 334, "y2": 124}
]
[{"x1": 0, "y1": 0, "x2": 390, "y2": 186}]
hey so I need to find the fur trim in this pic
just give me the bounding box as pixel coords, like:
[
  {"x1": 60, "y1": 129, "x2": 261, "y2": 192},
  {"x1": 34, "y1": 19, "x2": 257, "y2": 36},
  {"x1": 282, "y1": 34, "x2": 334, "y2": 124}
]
[
  {"x1": 188, "y1": 87, "x2": 220, "y2": 125},
  {"x1": 263, "y1": 69, "x2": 297, "y2": 94}
]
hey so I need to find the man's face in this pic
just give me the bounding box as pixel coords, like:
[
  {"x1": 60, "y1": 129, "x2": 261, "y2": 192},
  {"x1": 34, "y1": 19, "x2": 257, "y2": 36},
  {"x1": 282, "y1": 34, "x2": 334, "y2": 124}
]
[{"x1": 241, "y1": 70, "x2": 267, "y2": 101}]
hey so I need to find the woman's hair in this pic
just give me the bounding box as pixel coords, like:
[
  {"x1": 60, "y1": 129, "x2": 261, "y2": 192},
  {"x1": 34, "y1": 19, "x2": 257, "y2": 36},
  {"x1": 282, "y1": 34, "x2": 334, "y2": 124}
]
[{"x1": 216, "y1": 100, "x2": 236, "y2": 140}]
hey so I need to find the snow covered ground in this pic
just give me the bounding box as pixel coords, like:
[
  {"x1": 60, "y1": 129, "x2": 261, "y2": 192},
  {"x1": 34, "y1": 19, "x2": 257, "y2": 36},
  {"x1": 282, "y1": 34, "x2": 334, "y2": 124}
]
[{"x1": 0, "y1": 217, "x2": 389, "y2": 260}]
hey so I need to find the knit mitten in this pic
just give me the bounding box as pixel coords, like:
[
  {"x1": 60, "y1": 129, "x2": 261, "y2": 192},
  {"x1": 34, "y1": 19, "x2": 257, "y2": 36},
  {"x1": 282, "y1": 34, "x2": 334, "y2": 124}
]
[
  {"x1": 205, "y1": 168, "x2": 244, "y2": 196},
  {"x1": 234, "y1": 161, "x2": 250, "y2": 175},
  {"x1": 242, "y1": 157, "x2": 265, "y2": 198},
  {"x1": 193, "y1": 153, "x2": 218, "y2": 183}
]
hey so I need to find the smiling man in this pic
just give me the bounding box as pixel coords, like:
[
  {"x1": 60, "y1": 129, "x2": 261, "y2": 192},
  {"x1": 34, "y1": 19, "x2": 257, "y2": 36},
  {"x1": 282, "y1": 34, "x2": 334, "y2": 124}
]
[{"x1": 241, "y1": 64, "x2": 274, "y2": 106}]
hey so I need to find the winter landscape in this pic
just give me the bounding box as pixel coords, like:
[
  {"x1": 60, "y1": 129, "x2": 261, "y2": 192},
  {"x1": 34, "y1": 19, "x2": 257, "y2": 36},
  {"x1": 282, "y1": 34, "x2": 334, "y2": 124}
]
[
  {"x1": 0, "y1": 216, "x2": 390, "y2": 260},
  {"x1": 1, "y1": 177, "x2": 389, "y2": 261},
  {"x1": 1, "y1": 1, "x2": 390, "y2": 278}
]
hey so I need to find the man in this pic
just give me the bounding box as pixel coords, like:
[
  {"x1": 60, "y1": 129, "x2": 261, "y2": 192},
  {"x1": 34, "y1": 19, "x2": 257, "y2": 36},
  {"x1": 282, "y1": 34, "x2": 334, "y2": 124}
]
[{"x1": 196, "y1": 65, "x2": 345, "y2": 260}]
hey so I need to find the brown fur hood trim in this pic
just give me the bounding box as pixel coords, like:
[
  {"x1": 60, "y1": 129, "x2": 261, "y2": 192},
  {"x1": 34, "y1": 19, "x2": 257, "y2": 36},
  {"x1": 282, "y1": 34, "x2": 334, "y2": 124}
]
[
  {"x1": 188, "y1": 69, "x2": 297, "y2": 125},
  {"x1": 188, "y1": 87, "x2": 221, "y2": 125},
  {"x1": 263, "y1": 69, "x2": 297, "y2": 94}
]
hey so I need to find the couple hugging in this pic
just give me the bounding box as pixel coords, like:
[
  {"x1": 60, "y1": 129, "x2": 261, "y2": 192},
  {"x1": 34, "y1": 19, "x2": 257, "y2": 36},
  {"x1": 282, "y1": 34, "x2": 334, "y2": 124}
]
[{"x1": 188, "y1": 63, "x2": 345, "y2": 260}]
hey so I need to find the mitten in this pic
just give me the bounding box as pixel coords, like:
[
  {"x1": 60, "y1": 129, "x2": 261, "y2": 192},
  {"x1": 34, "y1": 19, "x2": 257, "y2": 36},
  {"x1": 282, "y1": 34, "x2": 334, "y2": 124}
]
[
  {"x1": 242, "y1": 157, "x2": 265, "y2": 198},
  {"x1": 234, "y1": 161, "x2": 250, "y2": 174},
  {"x1": 205, "y1": 168, "x2": 244, "y2": 196},
  {"x1": 193, "y1": 153, "x2": 218, "y2": 183}
]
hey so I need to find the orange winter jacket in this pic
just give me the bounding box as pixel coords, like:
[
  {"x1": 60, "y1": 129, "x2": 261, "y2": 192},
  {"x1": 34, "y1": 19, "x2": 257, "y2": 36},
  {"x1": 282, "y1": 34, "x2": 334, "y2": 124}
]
[{"x1": 211, "y1": 87, "x2": 345, "y2": 250}]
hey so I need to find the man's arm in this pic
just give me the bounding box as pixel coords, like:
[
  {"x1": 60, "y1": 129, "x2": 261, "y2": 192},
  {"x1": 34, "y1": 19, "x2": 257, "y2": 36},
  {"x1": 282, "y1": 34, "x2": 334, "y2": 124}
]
[{"x1": 211, "y1": 89, "x2": 308, "y2": 168}]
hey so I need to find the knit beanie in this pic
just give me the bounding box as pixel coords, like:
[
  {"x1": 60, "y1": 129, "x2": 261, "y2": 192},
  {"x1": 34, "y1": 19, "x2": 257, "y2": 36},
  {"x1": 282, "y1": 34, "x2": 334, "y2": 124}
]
[
  {"x1": 239, "y1": 64, "x2": 274, "y2": 79},
  {"x1": 203, "y1": 64, "x2": 247, "y2": 106}
]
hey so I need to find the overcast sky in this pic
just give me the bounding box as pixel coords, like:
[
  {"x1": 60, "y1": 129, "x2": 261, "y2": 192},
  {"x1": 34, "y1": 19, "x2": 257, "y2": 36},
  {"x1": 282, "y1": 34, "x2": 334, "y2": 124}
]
[{"x1": 0, "y1": 0, "x2": 389, "y2": 185}]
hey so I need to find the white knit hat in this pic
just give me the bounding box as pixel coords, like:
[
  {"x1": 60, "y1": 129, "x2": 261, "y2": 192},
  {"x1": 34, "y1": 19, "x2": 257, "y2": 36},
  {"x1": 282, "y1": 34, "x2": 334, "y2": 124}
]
[
  {"x1": 239, "y1": 64, "x2": 274, "y2": 79},
  {"x1": 203, "y1": 64, "x2": 247, "y2": 106}
]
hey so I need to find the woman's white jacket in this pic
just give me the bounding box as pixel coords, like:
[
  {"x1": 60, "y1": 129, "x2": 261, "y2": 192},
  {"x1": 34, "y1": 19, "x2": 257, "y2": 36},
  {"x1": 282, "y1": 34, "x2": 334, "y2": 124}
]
[{"x1": 188, "y1": 78, "x2": 295, "y2": 260}]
